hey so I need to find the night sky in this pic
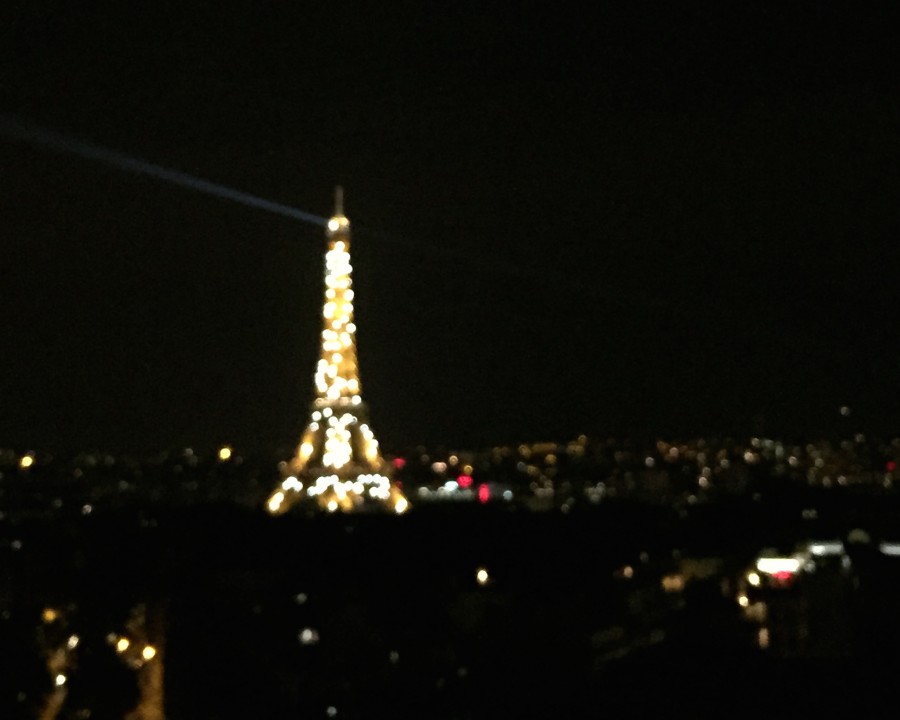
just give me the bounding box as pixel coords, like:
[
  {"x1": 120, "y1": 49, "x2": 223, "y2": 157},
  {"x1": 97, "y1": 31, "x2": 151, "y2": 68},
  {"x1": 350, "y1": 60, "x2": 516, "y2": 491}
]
[{"x1": 1, "y1": 3, "x2": 898, "y2": 453}]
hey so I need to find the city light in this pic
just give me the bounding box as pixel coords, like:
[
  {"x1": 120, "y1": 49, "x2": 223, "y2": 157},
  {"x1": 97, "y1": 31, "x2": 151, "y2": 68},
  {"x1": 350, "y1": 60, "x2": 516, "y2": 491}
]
[
  {"x1": 267, "y1": 492, "x2": 285, "y2": 513},
  {"x1": 19, "y1": 454, "x2": 34, "y2": 469},
  {"x1": 756, "y1": 557, "x2": 801, "y2": 575},
  {"x1": 298, "y1": 628, "x2": 320, "y2": 645},
  {"x1": 55, "y1": 674, "x2": 66, "y2": 687},
  {"x1": 661, "y1": 574, "x2": 685, "y2": 592},
  {"x1": 808, "y1": 541, "x2": 845, "y2": 556},
  {"x1": 116, "y1": 637, "x2": 130, "y2": 653},
  {"x1": 476, "y1": 567, "x2": 489, "y2": 585},
  {"x1": 142, "y1": 645, "x2": 157, "y2": 660},
  {"x1": 218, "y1": 446, "x2": 232, "y2": 461}
]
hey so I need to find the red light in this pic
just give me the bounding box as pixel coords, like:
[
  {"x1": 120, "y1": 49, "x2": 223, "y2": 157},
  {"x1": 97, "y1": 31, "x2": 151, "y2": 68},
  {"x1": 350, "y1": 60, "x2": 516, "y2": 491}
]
[
  {"x1": 772, "y1": 570, "x2": 794, "y2": 582},
  {"x1": 888, "y1": 461, "x2": 897, "y2": 473},
  {"x1": 478, "y1": 483, "x2": 490, "y2": 504},
  {"x1": 458, "y1": 474, "x2": 473, "y2": 489},
  {"x1": 393, "y1": 458, "x2": 406, "y2": 470}
]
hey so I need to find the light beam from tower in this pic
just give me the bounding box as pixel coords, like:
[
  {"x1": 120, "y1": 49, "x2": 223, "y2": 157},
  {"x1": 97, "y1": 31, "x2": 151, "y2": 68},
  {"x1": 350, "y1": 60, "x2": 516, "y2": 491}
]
[{"x1": 266, "y1": 188, "x2": 408, "y2": 515}]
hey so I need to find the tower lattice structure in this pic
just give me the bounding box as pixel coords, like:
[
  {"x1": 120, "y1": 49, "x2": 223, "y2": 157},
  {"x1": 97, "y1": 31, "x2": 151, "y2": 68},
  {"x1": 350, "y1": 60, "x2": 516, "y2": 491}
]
[{"x1": 267, "y1": 189, "x2": 408, "y2": 514}]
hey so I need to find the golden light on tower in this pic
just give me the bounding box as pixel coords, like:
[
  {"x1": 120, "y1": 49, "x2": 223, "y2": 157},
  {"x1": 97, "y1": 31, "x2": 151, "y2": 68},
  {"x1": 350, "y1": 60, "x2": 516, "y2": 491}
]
[{"x1": 267, "y1": 188, "x2": 407, "y2": 514}]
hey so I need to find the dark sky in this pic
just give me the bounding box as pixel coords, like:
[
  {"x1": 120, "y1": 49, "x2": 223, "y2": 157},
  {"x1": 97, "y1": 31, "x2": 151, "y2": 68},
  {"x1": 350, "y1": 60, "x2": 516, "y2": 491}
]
[{"x1": 1, "y1": 2, "x2": 898, "y2": 453}]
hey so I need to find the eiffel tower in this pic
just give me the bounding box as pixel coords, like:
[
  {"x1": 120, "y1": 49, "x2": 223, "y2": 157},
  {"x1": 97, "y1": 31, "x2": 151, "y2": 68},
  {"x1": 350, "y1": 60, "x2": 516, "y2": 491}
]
[{"x1": 267, "y1": 189, "x2": 408, "y2": 514}]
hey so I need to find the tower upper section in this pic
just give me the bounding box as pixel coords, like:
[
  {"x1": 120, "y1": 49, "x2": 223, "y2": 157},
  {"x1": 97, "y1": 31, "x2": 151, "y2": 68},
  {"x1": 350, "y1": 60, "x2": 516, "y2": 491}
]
[{"x1": 314, "y1": 187, "x2": 361, "y2": 406}]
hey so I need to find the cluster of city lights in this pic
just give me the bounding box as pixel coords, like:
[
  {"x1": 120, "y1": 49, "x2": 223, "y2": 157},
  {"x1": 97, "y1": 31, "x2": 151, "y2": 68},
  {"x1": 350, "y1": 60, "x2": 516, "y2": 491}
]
[
  {"x1": 34, "y1": 604, "x2": 160, "y2": 717},
  {"x1": 38, "y1": 607, "x2": 78, "y2": 711},
  {"x1": 735, "y1": 539, "x2": 859, "y2": 645},
  {"x1": 107, "y1": 632, "x2": 158, "y2": 668}
]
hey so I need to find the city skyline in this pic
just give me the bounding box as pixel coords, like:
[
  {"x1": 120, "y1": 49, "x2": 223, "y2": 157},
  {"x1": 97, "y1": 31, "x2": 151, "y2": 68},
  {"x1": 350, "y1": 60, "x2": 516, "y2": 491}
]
[{"x1": 4, "y1": 6, "x2": 900, "y2": 718}]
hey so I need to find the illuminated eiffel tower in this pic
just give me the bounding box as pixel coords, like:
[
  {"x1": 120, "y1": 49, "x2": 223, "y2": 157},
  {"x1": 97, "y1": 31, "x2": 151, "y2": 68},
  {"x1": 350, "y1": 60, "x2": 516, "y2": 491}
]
[{"x1": 267, "y1": 188, "x2": 408, "y2": 514}]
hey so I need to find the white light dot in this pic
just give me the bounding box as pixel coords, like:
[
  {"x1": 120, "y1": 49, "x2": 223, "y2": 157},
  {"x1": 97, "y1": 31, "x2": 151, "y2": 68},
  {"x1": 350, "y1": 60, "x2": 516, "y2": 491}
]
[{"x1": 299, "y1": 627, "x2": 320, "y2": 645}]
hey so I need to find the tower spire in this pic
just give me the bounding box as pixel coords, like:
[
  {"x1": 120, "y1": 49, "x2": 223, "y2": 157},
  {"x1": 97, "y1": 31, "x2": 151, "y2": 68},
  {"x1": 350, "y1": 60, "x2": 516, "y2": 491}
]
[{"x1": 326, "y1": 185, "x2": 350, "y2": 236}]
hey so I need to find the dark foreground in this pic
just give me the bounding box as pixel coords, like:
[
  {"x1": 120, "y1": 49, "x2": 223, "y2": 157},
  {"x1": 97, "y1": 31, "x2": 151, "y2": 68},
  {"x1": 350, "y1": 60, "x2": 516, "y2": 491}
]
[{"x1": 4, "y1": 493, "x2": 900, "y2": 718}]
